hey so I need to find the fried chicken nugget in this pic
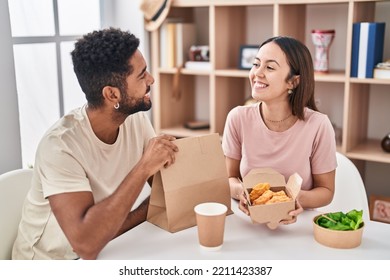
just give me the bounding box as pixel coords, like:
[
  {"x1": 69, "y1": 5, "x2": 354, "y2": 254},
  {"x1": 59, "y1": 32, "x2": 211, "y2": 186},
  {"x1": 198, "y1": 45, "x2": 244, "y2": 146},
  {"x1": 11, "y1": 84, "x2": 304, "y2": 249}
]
[
  {"x1": 265, "y1": 195, "x2": 292, "y2": 204},
  {"x1": 272, "y1": 190, "x2": 287, "y2": 197},
  {"x1": 249, "y1": 182, "x2": 271, "y2": 202},
  {"x1": 253, "y1": 189, "x2": 274, "y2": 205}
]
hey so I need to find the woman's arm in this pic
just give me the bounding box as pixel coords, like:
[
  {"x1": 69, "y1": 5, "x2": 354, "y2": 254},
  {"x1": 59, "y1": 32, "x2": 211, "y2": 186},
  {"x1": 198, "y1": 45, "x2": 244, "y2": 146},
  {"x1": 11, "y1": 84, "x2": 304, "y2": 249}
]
[
  {"x1": 225, "y1": 156, "x2": 242, "y2": 199},
  {"x1": 296, "y1": 170, "x2": 335, "y2": 209},
  {"x1": 226, "y1": 156, "x2": 251, "y2": 216}
]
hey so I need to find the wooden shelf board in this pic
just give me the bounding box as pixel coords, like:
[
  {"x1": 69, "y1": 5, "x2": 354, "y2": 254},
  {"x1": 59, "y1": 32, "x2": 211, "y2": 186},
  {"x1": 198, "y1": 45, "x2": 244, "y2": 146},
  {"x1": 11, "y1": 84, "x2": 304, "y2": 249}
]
[
  {"x1": 314, "y1": 70, "x2": 345, "y2": 82},
  {"x1": 159, "y1": 68, "x2": 210, "y2": 76},
  {"x1": 278, "y1": 0, "x2": 350, "y2": 4},
  {"x1": 180, "y1": 69, "x2": 211, "y2": 76},
  {"x1": 160, "y1": 69, "x2": 348, "y2": 82},
  {"x1": 172, "y1": 0, "x2": 213, "y2": 7},
  {"x1": 215, "y1": 69, "x2": 249, "y2": 78},
  {"x1": 346, "y1": 139, "x2": 390, "y2": 163},
  {"x1": 157, "y1": 68, "x2": 348, "y2": 81},
  {"x1": 350, "y1": 78, "x2": 390, "y2": 85}
]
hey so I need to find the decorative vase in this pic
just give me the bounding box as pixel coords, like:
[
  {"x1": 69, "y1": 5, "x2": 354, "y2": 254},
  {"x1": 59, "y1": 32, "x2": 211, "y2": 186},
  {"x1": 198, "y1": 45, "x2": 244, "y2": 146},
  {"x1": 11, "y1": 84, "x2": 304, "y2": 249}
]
[
  {"x1": 381, "y1": 133, "x2": 390, "y2": 153},
  {"x1": 311, "y1": 29, "x2": 335, "y2": 73}
]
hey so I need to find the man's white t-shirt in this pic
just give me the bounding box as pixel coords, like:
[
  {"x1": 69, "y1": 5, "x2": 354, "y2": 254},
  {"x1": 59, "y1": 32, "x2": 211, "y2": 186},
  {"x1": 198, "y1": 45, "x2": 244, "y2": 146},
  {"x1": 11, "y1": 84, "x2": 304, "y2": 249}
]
[{"x1": 12, "y1": 105, "x2": 156, "y2": 259}]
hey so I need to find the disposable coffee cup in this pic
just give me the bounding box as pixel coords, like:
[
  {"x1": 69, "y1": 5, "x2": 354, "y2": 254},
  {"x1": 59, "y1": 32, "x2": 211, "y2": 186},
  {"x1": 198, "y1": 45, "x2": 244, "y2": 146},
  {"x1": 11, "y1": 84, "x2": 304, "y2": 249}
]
[{"x1": 194, "y1": 202, "x2": 228, "y2": 251}]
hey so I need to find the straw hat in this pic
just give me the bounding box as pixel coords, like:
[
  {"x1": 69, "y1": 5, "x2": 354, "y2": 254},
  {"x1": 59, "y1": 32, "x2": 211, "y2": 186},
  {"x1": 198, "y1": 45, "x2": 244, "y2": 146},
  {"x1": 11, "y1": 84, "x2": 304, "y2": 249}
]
[{"x1": 140, "y1": 0, "x2": 172, "y2": 31}]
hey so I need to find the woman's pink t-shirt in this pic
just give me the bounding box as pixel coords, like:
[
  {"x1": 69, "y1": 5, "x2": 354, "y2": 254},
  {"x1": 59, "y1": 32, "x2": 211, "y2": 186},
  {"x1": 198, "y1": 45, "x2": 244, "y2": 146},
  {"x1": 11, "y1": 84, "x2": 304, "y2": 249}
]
[{"x1": 222, "y1": 103, "x2": 337, "y2": 190}]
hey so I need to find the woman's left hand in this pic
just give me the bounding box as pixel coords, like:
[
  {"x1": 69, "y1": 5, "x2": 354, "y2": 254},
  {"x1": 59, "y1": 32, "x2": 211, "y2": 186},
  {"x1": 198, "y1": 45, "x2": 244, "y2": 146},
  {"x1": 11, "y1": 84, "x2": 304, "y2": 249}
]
[
  {"x1": 279, "y1": 200, "x2": 304, "y2": 225},
  {"x1": 238, "y1": 193, "x2": 250, "y2": 216}
]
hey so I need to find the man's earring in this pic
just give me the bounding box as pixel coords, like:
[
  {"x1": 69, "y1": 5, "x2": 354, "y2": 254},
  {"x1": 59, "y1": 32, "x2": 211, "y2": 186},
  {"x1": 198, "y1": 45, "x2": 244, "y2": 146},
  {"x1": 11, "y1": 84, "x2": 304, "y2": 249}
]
[
  {"x1": 288, "y1": 89, "x2": 293, "y2": 95},
  {"x1": 114, "y1": 102, "x2": 120, "y2": 109}
]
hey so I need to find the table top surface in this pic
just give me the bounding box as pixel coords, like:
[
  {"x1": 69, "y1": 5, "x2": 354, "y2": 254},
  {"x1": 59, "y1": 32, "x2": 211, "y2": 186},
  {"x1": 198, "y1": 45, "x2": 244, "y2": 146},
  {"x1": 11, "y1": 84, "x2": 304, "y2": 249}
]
[{"x1": 97, "y1": 195, "x2": 390, "y2": 260}]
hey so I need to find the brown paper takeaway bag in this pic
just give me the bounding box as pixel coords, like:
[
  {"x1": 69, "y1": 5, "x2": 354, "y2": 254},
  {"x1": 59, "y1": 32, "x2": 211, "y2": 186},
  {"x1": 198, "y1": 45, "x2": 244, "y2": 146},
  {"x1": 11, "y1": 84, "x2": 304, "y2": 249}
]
[{"x1": 147, "y1": 133, "x2": 232, "y2": 233}]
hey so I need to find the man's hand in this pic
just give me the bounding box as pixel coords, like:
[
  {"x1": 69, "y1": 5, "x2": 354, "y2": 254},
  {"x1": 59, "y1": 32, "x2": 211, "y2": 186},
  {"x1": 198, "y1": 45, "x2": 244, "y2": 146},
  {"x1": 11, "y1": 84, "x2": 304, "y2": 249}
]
[{"x1": 139, "y1": 134, "x2": 179, "y2": 177}]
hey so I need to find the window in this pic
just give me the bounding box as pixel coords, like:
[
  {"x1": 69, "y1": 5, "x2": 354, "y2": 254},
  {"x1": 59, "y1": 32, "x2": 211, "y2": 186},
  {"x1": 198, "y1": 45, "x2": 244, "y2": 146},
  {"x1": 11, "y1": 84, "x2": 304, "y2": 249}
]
[{"x1": 8, "y1": 0, "x2": 101, "y2": 167}]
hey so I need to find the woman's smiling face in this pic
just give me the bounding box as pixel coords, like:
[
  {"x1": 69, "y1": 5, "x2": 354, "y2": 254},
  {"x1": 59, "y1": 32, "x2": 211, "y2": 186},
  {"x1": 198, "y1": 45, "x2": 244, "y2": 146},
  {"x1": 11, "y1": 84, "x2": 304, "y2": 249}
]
[{"x1": 249, "y1": 41, "x2": 293, "y2": 102}]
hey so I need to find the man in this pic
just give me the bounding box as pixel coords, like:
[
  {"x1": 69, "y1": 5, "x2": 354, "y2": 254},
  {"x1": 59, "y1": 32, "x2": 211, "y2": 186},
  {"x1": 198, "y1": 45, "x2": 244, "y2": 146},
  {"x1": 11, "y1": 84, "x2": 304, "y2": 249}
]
[{"x1": 12, "y1": 28, "x2": 178, "y2": 260}]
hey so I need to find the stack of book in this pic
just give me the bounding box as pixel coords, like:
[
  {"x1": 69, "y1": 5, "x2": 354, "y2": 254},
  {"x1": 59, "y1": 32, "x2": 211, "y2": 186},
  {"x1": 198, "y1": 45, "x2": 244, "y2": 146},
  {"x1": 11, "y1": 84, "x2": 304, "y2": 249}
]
[
  {"x1": 374, "y1": 61, "x2": 390, "y2": 79},
  {"x1": 350, "y1": 22, "x2": 386, "y2": 78},
  {"x1": 160, "y1": 21, "x2": 197, "y2": 68}
]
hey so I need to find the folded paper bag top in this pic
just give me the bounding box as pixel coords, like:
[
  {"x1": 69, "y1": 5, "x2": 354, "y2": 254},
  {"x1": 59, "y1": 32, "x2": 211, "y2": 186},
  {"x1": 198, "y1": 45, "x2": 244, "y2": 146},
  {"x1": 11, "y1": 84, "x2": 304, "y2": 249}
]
[
  {"x1": 243, "y1": 168, "x2": 302, "y2": 229},
  {"x1": 147, "y1": 133, "x2": 232, "y2": 233}
]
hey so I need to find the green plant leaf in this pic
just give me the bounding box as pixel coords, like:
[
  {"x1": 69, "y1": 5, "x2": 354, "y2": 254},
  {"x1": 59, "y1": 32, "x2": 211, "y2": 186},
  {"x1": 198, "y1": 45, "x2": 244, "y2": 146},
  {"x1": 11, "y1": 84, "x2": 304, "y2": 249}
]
[{"x1": 315, "y1": 210, "x2": 363, "y2": 231}]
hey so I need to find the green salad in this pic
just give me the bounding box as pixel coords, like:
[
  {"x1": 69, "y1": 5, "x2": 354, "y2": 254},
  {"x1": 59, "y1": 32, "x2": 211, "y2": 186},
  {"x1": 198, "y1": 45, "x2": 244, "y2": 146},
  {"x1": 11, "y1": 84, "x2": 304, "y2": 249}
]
[{"x1": 315, "y1": 210, "x2": 364, "y2": 231}]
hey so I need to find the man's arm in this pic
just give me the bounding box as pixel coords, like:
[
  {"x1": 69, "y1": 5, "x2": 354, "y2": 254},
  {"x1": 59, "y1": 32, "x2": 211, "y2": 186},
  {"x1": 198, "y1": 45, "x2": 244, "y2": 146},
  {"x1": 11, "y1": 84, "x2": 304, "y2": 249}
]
[
  {"x1": 48, "y1": 135, "x2": 178, "y2": 260},
  {"x1": 115, "y1": 196, "x2": 150, "y2": 238}
]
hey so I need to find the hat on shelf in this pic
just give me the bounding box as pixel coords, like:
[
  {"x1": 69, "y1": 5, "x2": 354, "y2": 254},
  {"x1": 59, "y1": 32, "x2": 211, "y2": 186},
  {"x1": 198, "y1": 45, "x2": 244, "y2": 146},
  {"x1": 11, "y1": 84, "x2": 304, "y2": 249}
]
[{"x1": 140, "y1": 0, "x2": 172, "y2": 32}]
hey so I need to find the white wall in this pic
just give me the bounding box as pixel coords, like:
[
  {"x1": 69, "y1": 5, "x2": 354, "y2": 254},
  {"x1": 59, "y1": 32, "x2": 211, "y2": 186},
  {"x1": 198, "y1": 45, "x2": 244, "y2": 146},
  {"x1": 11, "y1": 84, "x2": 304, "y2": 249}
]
[
  {"x1": 102, "y1": 0, "x2": 150, "y2": 67},
  {"x1": 0, "y1": 0, "x2": 22, "y2": 174}
]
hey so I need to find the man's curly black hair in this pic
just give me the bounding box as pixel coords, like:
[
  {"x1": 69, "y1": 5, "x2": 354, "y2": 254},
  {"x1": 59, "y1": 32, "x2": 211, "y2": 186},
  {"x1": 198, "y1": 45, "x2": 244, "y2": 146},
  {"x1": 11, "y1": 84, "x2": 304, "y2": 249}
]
[{"x1": 71, "y1": 28, "x2": 140, "y2": 108}]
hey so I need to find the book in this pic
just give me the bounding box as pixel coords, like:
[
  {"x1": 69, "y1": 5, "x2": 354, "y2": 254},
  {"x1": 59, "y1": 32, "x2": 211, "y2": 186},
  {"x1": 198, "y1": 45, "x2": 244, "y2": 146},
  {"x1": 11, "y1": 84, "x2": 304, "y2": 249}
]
[
  {"x1": 373, "y1": 61, "x2": 390, "y2": 79},
  {"x1": 159, "y1": 21, "x2": 168, "y2": 68},
  {"x1": 184, "y1": 61, "x2": 211, "y2": 71},
  {"x1": 350, "y1": 23, "x2": 360, "y2": 77},
  {"x1": 373, "y1": 68, "x2": 390, "y2": 79},
  {"x1": 166, "y1": 22, "x2": 177, "y2": 68},
  {"x1": 160, "y1": 22, "x2": 197, "y2": 68},
  {"x1": 357, "y1": 23, "x2": 369, "y2": 78},
  {"x1": 365, "y1": 23, "x2": 386, "y2": 78},
  {"x1": 159, "y1": 21, "x2": 177, "y2": 68},
  {"x1": 175, "y1": 23, "x2": 197, "y2": 67},
  {"x1": 351, "y1": 22, "x2": 386, "y2": 78}
]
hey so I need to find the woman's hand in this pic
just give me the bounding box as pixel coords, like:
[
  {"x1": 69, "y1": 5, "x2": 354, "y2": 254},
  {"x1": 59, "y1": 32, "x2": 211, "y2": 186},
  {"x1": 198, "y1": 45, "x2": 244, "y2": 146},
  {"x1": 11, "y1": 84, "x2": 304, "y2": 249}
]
[
  {"x1": 238, "y1": 192, "x2": 250, "y2": 216},
  {"x1": 279, "y1": 200, "x2": 304, "y2": 225}
]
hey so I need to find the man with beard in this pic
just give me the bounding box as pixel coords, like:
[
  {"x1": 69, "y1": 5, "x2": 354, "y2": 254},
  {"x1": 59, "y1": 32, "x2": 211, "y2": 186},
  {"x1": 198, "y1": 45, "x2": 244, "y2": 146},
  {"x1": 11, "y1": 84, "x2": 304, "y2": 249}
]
[{"x1": 12, "y1": 28, "x2": 178, "y2": 260}]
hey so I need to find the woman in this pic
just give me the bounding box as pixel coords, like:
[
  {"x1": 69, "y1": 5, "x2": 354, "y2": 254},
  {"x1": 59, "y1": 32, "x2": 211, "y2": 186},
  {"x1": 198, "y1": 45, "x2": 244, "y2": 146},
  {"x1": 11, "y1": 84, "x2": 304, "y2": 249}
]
[{"x1": 222, "y1": 36, "x2": 337, "y2": 225}]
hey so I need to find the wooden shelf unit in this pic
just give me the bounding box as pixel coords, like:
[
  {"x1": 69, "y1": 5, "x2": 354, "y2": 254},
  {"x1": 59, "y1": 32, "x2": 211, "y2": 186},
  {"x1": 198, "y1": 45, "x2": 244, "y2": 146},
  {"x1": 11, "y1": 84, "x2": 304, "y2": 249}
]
[{"x1": 149, "y1": 0, "x2": 390, "y2": 172}]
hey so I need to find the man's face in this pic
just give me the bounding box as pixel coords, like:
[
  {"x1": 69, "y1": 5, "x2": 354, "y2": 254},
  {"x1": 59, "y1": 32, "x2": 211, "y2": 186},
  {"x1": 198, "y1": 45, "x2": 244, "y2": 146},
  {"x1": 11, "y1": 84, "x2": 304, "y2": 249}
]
[{"x1": 117, "y1": 50, "x2": 154, "y2": 115}]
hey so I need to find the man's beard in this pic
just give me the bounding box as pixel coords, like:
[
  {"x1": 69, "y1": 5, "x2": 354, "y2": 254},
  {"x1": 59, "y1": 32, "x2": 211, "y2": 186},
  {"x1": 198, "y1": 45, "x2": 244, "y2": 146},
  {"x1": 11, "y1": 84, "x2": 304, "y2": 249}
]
[{"x1": 117, "y1": 94, "x2": 152, "y2": 116}]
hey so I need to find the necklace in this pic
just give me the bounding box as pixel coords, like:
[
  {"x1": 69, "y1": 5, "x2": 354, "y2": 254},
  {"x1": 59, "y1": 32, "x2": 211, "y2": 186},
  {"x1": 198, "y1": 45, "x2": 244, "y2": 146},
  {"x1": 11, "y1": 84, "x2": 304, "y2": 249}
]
[{"x1": 264, "y1": 113, "x2": 292, "y2": 123}]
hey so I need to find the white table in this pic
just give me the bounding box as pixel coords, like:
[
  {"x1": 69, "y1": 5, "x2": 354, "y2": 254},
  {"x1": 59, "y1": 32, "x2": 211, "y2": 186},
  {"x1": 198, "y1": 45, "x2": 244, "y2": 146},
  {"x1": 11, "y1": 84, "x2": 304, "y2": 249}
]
[{"x1": 97, "y1": 197, "x2": 390, "y2": 260}]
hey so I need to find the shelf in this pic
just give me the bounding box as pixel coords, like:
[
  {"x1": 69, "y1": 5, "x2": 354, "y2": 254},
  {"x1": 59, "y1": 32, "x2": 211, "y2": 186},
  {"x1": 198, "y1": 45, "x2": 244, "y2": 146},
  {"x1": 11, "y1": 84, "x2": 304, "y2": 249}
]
[
  {"x1": 314, "y1": 70, "x2": 346, "y2": 83},
  {"x1": 350, "y1": 78, "x2": 390, "y2": 85},
  {"x1": 151, "y1": 0, "x2": 390, "y2": 197},
  {"x1": 159, "y1": 68, "x2": 211, "y2": 76},
  {"x1": 215, "y1": 69, "x2": 250, "y2": 78},
  {"x1": 172, "y1": 0, "x2": 213, "y2": 7},
  {"x1": 347, "y1": 139, "x2": 390, "y2": 164},
  {"x1": 159, "y1": 68, "x2": 349, "y2": 81},
  {"x1": 278, "y1": 0, "x2": 348, "y2": 3}
]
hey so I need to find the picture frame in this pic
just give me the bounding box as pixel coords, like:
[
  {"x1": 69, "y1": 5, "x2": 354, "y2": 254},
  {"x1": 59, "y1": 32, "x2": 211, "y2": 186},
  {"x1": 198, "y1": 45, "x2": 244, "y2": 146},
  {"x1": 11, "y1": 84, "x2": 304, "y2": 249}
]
[
  {"x1": 238, "y1": 45, "x2": 259, "y2": 70},
  {"x1": 369, "y1": 195, "x2": 390, "y2": 224}
]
